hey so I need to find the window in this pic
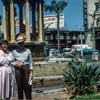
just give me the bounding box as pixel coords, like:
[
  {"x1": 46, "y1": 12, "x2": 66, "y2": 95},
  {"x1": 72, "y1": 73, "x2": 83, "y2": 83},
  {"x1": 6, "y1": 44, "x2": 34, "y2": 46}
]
[
  {"x1": 95, "y1": 2, "x2": 100, "y2": 12},
  {"x1": 60, "y1": 34, "x2": 64, "y2": 40},
  {"x1": 47, "y1": 35, "x2": 50, "y2": 40},
  {"x1": 66, "y1": 35, "x2": 70, "y2": 40},
  {"x1": 50, "y1": 35, "x2": 53, "y2": 40},
  {"x1": 55, "y1": 34, "x2": 58, "y2": 40},
  {"x1": 96, "y1": 18, "x2": 99, "y2": 27},
  {"x1": 44, "y1": 35, "x2": 48, "y2": 40}
]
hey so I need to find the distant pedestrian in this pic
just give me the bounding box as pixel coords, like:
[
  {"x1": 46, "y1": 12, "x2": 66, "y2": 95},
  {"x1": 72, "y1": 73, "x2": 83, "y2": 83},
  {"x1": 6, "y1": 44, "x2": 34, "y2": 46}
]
[
  {"x1": 12, "y1": 33, "x2": 33, "y2": 100},
  {"x1": 0, "y1": 40, "x2": 15, "y2": 99}
]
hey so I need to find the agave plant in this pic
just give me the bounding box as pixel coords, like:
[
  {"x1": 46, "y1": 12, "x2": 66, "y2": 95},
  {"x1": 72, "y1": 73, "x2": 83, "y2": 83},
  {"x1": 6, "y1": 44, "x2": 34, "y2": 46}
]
[{"x1": 63, "y1": 61, "x2": 100, "y2": 95}]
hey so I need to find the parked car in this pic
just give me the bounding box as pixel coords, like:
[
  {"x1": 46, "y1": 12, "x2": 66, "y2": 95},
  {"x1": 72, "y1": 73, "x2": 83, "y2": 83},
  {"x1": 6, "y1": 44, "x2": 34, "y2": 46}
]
[
  {"x1": 63, "y1": 48, "x2": 71, "y2": 52},
  {"x1": 72, "y1": 44, "x2": 92, "y2": 51},
  {"x1": 72, "y1": 44, "x2": 99, "y2": 54},
  {"x1": 77, "y1": 49, "x2": 99, "y2": 54},
  {"x1": 49, "y1": 48, "x2": 57, "y2": 57},
  {"x1": 49, "y1": 48, "x2": 61, "y2": 57}
]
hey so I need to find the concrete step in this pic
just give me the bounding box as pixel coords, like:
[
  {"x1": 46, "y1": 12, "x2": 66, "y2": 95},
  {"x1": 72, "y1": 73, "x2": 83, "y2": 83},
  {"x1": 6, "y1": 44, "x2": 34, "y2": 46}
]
[{"x1": 32, "y1": 76, "x2": 64, "y2": 88}]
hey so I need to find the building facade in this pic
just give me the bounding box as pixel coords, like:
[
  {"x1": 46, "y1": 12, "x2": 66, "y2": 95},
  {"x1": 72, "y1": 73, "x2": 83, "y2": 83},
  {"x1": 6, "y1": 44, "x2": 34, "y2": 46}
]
[
  {"x1": 83, "y1": 0, "x2": 100, "y2": 50},
  {"x1": 44, "y1": 29, "x2": 84, "y2": 50},
  {"x1": 84, "y1": 0, "x2": 100, "y2": 29}
]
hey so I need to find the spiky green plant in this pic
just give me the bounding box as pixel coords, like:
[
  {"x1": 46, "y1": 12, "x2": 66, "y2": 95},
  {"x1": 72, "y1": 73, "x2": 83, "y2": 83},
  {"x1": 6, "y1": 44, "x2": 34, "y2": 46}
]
[{"x1": 63, "y1": 61, "x2": 100, "y2": 95}]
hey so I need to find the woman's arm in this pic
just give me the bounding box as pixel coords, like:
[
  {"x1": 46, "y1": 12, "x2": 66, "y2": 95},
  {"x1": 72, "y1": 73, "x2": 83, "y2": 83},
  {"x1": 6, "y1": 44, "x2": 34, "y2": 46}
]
[
  {"x1": 0, "y1": 52, "x2": 9, "y2": 65},
  {"x1": 7, "y1": 52, "x2": 15, "y2": 62}
]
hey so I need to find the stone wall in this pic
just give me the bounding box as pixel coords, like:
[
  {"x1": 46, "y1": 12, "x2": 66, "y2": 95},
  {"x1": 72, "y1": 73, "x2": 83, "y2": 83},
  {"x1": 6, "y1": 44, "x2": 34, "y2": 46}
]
[
  {"x1": 32, "y1": 63, "x2": 68, "y2": 87},
  {"x1": 33, "y1": 63, "x2": 68, "y2": 77}
]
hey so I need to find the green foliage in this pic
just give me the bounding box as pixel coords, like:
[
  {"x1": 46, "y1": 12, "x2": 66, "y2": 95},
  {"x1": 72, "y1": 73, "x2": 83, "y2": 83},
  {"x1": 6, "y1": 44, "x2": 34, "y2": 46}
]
[
  {"x1": 73, "y1": 93, "x2": 100, "y2": 100},
  {"x1": 63, "y1": 61, "x2": 100, "y2": 95},
  {"x1": 44, "y1": 0, "x2": 67, "y2": 13}
]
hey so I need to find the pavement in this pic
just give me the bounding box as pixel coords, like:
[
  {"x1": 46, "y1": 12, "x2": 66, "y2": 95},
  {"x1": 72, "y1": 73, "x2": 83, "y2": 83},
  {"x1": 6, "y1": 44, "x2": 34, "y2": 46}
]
[{"x1": 11, "y1": 85, "x2": 68, "y2": 100}]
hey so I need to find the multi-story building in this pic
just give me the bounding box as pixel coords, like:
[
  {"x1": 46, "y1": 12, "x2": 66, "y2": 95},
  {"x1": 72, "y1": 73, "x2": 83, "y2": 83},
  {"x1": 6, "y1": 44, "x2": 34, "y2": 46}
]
[
  {"x1": 44, "y1": 29, "x2": 84, "y2": 50},
  {"x1": 83, "y1": 0, "x2": 100, "y2": 50},
  {"x1": 84, "y1": 0, "x2": 100, "y2": 29}
]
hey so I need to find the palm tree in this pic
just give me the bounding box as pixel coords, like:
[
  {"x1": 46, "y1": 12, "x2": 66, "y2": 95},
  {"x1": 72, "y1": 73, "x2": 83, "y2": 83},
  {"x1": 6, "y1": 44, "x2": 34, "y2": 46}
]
[{"x1": 44, "y1": 0, "x2": 67, "y2": 50}]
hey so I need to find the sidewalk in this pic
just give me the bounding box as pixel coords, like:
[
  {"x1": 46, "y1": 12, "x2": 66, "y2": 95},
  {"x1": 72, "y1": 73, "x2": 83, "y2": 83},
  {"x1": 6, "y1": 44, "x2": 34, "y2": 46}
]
[
  {"x1": 11, "y1": 91, "x2": 68, "y2": 100},
  {"x1": 11, "y1": 86, "x2": 68, "y2": 100}
]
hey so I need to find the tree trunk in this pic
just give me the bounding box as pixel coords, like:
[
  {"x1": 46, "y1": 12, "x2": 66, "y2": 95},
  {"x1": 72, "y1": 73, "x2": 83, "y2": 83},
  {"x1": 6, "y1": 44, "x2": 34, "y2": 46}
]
[{"x1": 57, "y1": 12, "x2": 60, "y2": 50}]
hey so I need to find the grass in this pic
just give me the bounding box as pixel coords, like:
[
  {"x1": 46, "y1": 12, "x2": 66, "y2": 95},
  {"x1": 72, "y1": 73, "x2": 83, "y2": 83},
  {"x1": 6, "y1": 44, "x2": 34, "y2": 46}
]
[{"x1": 72, "y1": 94, "x2": 100, "y2": 100}]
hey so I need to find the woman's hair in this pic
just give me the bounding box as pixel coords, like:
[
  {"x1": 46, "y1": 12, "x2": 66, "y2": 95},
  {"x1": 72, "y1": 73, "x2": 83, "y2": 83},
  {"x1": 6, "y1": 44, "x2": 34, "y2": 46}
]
[{"x1": 0, "y1": 40, "x2": 9, "y2": 45}]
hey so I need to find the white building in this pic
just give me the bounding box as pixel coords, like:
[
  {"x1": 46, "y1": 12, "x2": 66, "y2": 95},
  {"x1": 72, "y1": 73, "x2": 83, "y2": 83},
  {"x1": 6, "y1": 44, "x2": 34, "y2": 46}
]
[
  {"x1": 84, "y1": 0, "x2": 100, "y2": 30},
  {"x1": 83, "y1": 0, "x2": 100, "y2": 48}
]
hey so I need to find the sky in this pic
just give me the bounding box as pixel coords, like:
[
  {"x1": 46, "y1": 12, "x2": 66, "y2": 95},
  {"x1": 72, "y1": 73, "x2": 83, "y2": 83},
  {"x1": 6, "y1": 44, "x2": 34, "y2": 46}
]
[
  {"x1": 0, "y1": 0, "x2": 83, "y2": 31},
  {"x1": 44, "y1": 0, "x2": 83, "y2": 31}
]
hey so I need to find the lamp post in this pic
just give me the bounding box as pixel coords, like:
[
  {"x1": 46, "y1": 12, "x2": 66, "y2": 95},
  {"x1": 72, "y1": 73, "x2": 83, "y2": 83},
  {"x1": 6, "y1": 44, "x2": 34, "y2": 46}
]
[
  {"x1": 81, "y1": 34, "x2": 84, "y2": 59},
  {"x1": 79, "y1": 30, "x2": 84, "y2": 59}
]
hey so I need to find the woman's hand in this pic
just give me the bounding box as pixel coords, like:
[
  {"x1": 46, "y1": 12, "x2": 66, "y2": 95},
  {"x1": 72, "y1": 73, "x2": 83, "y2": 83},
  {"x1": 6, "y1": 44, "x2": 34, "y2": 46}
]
[
  {"x1": 29, "y1": 71, "x2": 33, "y2": 78},
  {"x1": 21, "y1": 63, "x2": 28, "y2": 67},
  {"x1": 15, "y1": 61, "x2": 28, "y2": 68},
  {"x1": 15, "y1": 63, "x2": 22, "y2": 68}
]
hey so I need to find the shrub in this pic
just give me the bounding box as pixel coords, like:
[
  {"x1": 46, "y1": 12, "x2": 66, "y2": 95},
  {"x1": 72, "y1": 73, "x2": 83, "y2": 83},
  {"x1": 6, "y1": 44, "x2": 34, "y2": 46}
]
[{"x1": 63, "y1": 60, "x2": 100, "y2": 96}]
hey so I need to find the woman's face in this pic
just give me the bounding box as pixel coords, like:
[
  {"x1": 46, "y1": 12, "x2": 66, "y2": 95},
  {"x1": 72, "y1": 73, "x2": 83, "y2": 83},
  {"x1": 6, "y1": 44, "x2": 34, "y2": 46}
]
[{"x1": 1, "y1": 43, "x2": 8, "y2": 52}]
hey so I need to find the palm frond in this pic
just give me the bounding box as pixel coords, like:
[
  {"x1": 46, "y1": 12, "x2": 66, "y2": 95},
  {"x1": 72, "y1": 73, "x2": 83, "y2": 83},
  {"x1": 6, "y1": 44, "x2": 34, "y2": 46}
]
[
  {"x1": 44, "y1": 0, "x2": 67, "y2": 13},
  {"x1": 51, "y1": 0, "x2": 57, "y2": 9},
  {"x1": 44, "y1": 5, "x2": 53, "y2": 12}
]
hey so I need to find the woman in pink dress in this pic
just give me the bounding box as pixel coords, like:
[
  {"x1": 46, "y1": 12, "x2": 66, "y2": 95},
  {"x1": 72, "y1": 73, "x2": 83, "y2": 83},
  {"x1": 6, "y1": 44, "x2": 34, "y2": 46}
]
[{"x1": 0, "y1": 40, "x2": 15, "y2": 99}]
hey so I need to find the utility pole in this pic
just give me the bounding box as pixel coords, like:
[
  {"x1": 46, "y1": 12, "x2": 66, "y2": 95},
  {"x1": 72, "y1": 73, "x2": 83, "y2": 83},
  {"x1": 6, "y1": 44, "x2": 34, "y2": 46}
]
[{"x1": 57, "y1": 13, "x2": 60, "y2": 51}]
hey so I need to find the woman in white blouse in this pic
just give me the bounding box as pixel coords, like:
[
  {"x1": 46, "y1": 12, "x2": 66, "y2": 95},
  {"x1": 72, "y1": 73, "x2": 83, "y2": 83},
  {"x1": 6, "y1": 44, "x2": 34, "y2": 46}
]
[{"x1": 0, "y1": 40, "x2": 15, "y2": 99}]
